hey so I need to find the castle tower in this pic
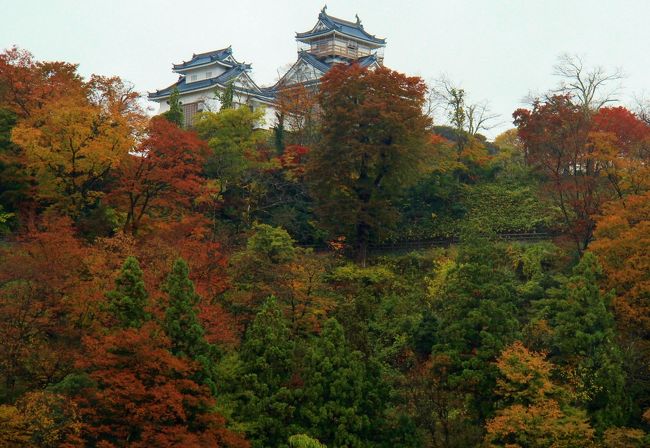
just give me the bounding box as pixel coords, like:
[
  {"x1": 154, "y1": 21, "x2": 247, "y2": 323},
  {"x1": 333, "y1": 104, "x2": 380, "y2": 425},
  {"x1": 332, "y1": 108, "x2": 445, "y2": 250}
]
[{"x1": 296, "y1": 6, "x2": 386, "y2": 65}]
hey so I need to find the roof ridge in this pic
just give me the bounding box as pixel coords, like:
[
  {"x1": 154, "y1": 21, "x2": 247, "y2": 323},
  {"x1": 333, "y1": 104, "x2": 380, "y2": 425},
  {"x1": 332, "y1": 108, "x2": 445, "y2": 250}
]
[
  {"x1": 193, "y1": 46, "x2": 231, "y2": 58},
  {"x1": 326, "y1": 14, "x2": 359, "y2": 28}
]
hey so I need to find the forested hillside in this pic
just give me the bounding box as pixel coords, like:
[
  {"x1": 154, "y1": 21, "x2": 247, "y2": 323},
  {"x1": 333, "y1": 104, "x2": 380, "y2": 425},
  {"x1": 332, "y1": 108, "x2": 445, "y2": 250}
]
[{"x1": 1, "y1": 47, "x2": 649, "y2": 447}]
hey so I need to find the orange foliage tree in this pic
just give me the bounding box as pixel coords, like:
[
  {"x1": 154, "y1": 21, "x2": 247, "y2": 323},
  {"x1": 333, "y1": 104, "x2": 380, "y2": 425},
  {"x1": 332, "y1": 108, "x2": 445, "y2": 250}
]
[
  {"x1": 484, "y1": 341, "x2": 595, "y2": 448},
  {"x1": 590, "y1": 192, "x2": 650, "y2": 421},
  {"x1": 514, "y1": 97, "x2": 650, "y2": 252},
  {"x1": 73, "y1": 323, "x2": 248, "y2": 448},
  {"x1": 0, "y1": 216, "x2": 104, "y2": 401}
]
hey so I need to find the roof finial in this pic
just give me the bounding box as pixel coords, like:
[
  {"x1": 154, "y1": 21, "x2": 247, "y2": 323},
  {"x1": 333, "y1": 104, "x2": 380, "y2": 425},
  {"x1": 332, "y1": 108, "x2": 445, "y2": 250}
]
[
  {"x1": 355, "y1": 14, "x2": 361, "y2": 26},
  {"x1": 321, "y1": 4, "x2": 327, "y2": 14}
]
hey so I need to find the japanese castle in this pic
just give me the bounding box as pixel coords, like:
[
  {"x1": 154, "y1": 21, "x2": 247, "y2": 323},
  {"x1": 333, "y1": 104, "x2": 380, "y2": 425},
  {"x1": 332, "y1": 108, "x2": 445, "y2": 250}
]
[{"x1": 148, "y1": 7, "x2": 386, "y2": 128}]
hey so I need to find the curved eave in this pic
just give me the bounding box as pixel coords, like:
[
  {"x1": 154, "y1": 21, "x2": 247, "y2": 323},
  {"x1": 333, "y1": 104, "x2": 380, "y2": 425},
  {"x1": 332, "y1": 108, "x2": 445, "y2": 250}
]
[
  {"x1": 149, "y1": 84, "x2": 276, "y2": 105},
  {"x1": 295, "y1": 28, "x2": 386, "y2": 45},
  {"x1": 172, "y1": 58, "x2": 237, "y2": 73},
  {"x1": 148, "y1": 78, "x2": 273, "y2": 104}
]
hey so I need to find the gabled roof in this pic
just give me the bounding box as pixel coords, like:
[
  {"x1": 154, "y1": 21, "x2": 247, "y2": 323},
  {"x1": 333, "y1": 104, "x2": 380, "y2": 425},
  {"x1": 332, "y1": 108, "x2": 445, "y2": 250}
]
[
  {"x1": 296, "y1": 7, "x2": 386, "y2": 45},
  {"x1": 172, "y1": 46, "x2": 238, "y2": 72},
  {"x1": 269, "y1": 50, "x2": 381, "y2": 93},
  {"x1": 298, "y1": 50, "x2": 332, "y2": 73},
  {"x1": 148, "y1": 64, "x2": 274, "y2": 103},
  {"x1": 357, "y1": 53, "x2": 380, "y2": 68}
]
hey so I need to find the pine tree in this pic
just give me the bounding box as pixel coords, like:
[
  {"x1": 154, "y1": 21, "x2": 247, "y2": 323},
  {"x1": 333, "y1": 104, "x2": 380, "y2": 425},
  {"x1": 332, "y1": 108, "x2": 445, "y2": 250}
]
[
  {"x1": 162, "y1": 87, "x2": 184, "y2": 127},
  {"x1": 298, "y1": 319, "x2": 388, "y2": 447},
  {"x1": 234, "y1": 296, "x2": 298, "y2": 448},
  {"x1": 540, "y1": 252, "x2": 630, "y2": 430},
  {"x1": 106, "y1": 256, "x2": 149, "y2": 329},
  {"x1": 162, "y1": 258, "x2": 207, "y2": 359}
]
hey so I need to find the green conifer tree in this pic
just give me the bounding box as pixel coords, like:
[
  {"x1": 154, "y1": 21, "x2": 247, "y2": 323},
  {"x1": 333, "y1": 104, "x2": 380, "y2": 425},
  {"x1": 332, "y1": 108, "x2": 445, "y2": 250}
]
[
  {"x1": 162, "y1": 87, "x2": 184, "y2": 127},
  {"x1": 106, "y1": 256, "x2": 149, "y2": 328},
  {"x1": 234, "y1": 296, "x2": 298, "y2": 448},
  {"x1": 162, "y1": 258, "x2": 207, "y2": 359},
  {"x1": 298, "y1": 319, "x2": 389, "y2": 447},
  {"x1": 541, "y1": 252, "x2": 630, "y2": 430}
]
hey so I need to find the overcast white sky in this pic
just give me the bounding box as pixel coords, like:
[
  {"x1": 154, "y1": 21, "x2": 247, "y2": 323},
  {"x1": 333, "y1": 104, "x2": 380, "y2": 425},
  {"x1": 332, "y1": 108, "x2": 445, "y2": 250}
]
[{"x1": 3, "y1": 0, "x2": 650, "y2": 138}]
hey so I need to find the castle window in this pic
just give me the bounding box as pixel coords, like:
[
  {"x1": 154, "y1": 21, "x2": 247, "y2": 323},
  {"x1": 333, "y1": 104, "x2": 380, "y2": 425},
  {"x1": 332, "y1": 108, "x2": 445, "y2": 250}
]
[
  {"x1": 190, "y1": 74, "x2": 197, "y2": 82},
  {"x1": 206, "y1": 71, "x2": 212, "y2": 79}
]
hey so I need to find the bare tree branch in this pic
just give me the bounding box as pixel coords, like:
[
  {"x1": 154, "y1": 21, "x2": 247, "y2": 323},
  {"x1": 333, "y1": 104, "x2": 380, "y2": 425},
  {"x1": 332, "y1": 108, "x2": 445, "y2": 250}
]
[
  {"x1": 426, "y1": 76, "x2": 500, "y2": 135},
  {"x1": 553, "y1": 53, "x2": 624, "y2": 111}
]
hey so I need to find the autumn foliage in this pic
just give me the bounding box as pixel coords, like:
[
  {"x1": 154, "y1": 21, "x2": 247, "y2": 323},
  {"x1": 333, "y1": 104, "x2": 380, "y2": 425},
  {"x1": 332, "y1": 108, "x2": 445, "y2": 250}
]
[{"x1": 2, "y1": 46, "x2": 650, "y2": 447}]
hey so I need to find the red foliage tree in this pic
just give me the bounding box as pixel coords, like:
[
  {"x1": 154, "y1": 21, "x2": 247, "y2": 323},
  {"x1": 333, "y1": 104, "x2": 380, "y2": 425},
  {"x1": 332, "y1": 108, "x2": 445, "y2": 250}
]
[
  {"x1": 0, "y1": 47, "x2": 85, "y2": 119},
  {"x1": 109, "y1": 116, "x2": 208, "y2": 235},
  {"x1": 590, "y1": 106, "x2": 650, "y2": 197},
  {"x1": 73, "y1": 323, "x2": 248, "y2": 448},
  {"x1": 0, "y1": 215, "x2": 102, "y2": 400}
]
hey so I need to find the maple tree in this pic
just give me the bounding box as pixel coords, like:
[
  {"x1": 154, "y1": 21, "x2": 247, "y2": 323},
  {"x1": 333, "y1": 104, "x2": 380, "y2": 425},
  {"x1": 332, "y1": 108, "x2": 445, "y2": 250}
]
[
  {"x1": 73, "y1": 322, "x2": 248, "y2": 448},
  {"x1": 590, "y1": 106, "x2": 650, "y2": 197},
  {"x1": 110, "y1": 116, "x2": 208, "y2": 235},
  {"x1": 0, "y1": 47, "x2": 85, "y2": 119},
  {"x1": 514, "y1": 97, "x2": 650, "y2": 253},
  {"x1": 514, "y1": 95, "x2": 602, "y2": 252},
  {"x1": 307, "y1": 63, "x2": 432, "y2": 264},
  {"x1": 0, "y1": 215, "x2": 99, "y2": 401},
  {"x1": 11, "y1": 92, "x2": 134, "y2": 217}
]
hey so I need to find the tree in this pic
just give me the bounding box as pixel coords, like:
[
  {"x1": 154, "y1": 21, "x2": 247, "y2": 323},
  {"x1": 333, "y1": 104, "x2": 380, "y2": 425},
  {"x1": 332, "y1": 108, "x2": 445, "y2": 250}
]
[
  {"x1": 553, "y1": 54, "x2": 623, "y2": 112},
  {"x1": 218, "y1": 82, "x2": 235, "y2": 111},
  {"x1": 227, "y1": 224, "x2": 333, "y2": 332},
  {"x1": 162, "y1": 87, "x2": 183, "y2": 127},
  {"x1": 514, "y1": 95, "x2": 606, "y2": 252},
  {"x1": 590, "y1": 192, "x2": 650, "y2": 422},
  {"x1": 11, "y1": 90, "x2": 134, "y2": 218},
  {"x1": 535, "y1": 253, "x2": 629, "y2": 429},
  {"x1": 109, "y1": 116, "x2": 208, "y2": 235},
  {"x1": 193, "y1": 106, "x2": 267, "y2": 221},
  {"x1": 106, "y1": 256, "x2": 149, "y2": 329},
  {"x1": 12, "y1": 391, "x2": 82, "y2": 447},
  {"x1": 590, "y1": 106, "x2": 650, "y2": 198},
  {"x1": 428, "y1": 76, "x2": 499, "y2": 139},
  {"x1": 0, "y1": 216, "x2": 97, "y2": 401},
  {"x1": 73, "y1": 323, "x2": 248, "y2": 448},
  {"x1": 297, "y1": 319, "x2": 390, "y2": 447},
  {"x1": 229, "y1": 297, "x2": 298, "y2": 448},
  {"x1": 274, "y1": 82, "x2": 320, "y2": 147},
  {"x1": 429, "y1": 239, "x2": 522, "y2": 421},
  {"x1": 162, "y1": 258, "x2": 209, "y2": 360},
  {"x1": 289, "y1": 434, "x2": 326, "y2": 448},
  {"x1": 307, "y1": 64, "x2": 432, "y2": 264},
  {"x1": 0, "y1": 46, "x2": 85, "y2": 119},
  {"x1": 484, "y1": 341, "x2": 595, "y2": 448}
]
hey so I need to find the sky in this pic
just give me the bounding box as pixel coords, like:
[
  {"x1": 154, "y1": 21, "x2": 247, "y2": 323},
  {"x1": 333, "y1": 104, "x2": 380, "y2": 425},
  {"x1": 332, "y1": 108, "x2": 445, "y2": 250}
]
[{"x1": 3, "y1": 0, "x2": 650, "y2": 138}]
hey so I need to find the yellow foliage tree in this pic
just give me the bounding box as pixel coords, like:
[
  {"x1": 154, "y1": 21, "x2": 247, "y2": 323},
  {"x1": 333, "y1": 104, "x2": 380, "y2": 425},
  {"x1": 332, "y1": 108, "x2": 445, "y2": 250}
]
[
  {"x1": 484, "y1": 341, "x2": 595, "y2": 448},
  {"x1": 11, "y1": 84, "x2": 136, "y2": 217}
]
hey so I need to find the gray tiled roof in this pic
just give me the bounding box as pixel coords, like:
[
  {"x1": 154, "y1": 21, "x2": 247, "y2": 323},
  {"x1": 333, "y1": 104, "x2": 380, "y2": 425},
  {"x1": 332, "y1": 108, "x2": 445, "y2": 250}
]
[
  {"x1": 172, "y1": 46, "x2": 235, "y2": 71},
  {"x1": 148, "y1": 64, "x2": 274, "y2": 102},
  {"x1": 296, "y1": 10, "x2": 386, "y2": 45}
]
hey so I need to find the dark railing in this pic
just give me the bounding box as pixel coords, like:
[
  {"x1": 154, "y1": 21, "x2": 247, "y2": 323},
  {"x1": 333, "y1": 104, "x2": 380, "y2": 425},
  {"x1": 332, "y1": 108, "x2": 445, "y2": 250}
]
[{"x1": 298, "y1": 232, "x2": 554, "y2": 254}]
